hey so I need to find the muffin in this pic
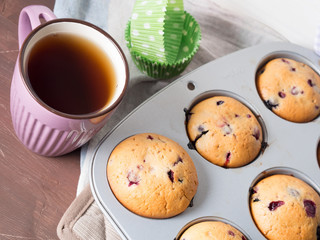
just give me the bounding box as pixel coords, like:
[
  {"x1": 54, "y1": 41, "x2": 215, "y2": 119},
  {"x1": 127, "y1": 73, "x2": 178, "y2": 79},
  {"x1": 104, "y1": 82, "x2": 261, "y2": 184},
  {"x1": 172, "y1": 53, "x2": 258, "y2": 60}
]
[
  {"x1": 179, "y1": 221, "x2": 247, "y2": 240},
  {"x1": 250, "y1": 174, "x2": 320, "y2": 240},
  {"x1": 256, "y1": 58, "x2": 320, "y2": 122},
  {"x1": 107, "y1": 133, "x2": 198, "y2": 218},
  {"x1": 186, "y1": 96, "x2": 263, "y2": 168}
]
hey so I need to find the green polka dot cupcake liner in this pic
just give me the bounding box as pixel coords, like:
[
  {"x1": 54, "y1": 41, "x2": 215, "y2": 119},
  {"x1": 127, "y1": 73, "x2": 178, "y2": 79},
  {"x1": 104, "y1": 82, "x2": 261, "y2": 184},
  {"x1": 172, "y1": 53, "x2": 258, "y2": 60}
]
[
  {"x1": 130, "y1": 0, "x2": 185, "y2": 64},
  {"x1": 125, "y1": 11, "x2": 201, "y2": 79}
]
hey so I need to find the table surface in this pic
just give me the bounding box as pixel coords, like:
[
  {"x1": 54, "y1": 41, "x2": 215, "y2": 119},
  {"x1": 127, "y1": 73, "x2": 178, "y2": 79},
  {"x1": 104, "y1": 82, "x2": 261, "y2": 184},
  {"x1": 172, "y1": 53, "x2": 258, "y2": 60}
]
[
  {"x1": 0, "y1": 1, "x2": 80, "y2": 240},
  {"x1": 1, "y1": 0, "x2": 320, "y2": 239},
  {"x1": 213, "y1": 0, "x2": 320, "y2": 51}
]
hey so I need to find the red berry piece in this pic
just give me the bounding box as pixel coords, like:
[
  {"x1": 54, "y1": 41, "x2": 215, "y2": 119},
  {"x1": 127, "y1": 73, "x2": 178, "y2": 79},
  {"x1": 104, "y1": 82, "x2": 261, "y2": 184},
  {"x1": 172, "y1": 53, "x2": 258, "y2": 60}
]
[
  {"x1": 167, "y1": 170, "x2": 174, "y2": 183},
  {"x1": 304, "y1": 200, "x2": 316, "y2": 217},
  {"x1": 147, "y1": 135, "x2": 154, "y2": 140},
  {"x1": 290, "y1": 86, "x2": 299, "y2": 95},
  {"x1": 242, "y1": 236, "x2": 247, "y2": 240},
  {"x1": 218, "y1": 121, "x2": 232, "y2": 135},
  {"x1": 224, "y1": 151, "x2": 231, "y2": 167},
  {"x1": 282, "y1": 58, "x2": 290, "y2": 64},
  {"x1": 173, "y1": 156, "x2": 183, "y2": 166},
  {"x1": 252, "y1": 127, "x2": 260, "y2": 140},
  {"x1": 250, "y1": 186, "x2": 258, "y2": 194},
  {"x1": 247, "y1": 114, "x2": 251, "y2": 118},
  {"x1": 290, "y1": 67, "x2": 296, "y2": 72},
  {"x1": 198, "y1": 125, "x2": 205, "y2": 132},
  {"x1": 265, "y1": 99, "x2": 279, "y2": 110},
  {"x1": 228, "y1": 231, "x2": 235, "y2": 236},
  {"x1": 268, "y1": 201, "x2": 285, "y2": 211},
  {"x1": 217, "y1": 100, "x2": 224, "y2": 106},
  {"x1": 308, "y1": 79, "x2": 315, "y2": 87},
  {"x1": 127, "y1": 171, "x2": 140, "y2": 187},
  {"x1": 278, "y1": 91, "x2": 286, "y2": 98}
]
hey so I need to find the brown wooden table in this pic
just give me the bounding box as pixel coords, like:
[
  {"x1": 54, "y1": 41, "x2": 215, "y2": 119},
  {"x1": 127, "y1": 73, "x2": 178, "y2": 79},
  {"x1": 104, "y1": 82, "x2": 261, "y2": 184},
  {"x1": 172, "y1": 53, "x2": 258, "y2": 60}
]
[{"x1": 0, "y1": 1, "x2": 81, "y2": 239}]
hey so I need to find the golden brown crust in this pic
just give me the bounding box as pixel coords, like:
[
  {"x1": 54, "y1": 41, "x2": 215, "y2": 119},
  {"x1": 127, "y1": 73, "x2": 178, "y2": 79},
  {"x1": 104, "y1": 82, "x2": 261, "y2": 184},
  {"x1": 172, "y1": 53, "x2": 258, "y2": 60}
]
[
  {"x1": 250, "y1": 174, "x2": 320, "y2": 240},
  {"x1": 257, "y1": 58, "x2": 320, "y2": 123},
  {"x1": 179, "y1": 221, "x2": 246, "y2": 240},
  {"x1": 187, "y1": 96, "x2": 263, "y2": 168},
  {"x1": 107, "y1": 133, "x2": 198, "y2": 218}
]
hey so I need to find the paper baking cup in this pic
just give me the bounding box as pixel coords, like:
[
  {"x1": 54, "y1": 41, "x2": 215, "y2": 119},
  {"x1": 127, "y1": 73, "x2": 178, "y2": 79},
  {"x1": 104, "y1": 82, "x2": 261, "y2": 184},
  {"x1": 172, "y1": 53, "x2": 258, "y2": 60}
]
[
  {"x1": 130, "y1": 0, "x2": 184, "y2": 63},
  {"x1": 125, "y1": 11, "x2": 201, "y2": 79}
]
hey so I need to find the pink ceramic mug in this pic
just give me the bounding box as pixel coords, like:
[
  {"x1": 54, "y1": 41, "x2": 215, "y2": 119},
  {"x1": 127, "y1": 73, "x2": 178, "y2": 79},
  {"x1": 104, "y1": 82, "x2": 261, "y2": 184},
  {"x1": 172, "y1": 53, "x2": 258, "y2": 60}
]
[{"x1": 10, "y1": 5, "x2": 129, "y2": 156}]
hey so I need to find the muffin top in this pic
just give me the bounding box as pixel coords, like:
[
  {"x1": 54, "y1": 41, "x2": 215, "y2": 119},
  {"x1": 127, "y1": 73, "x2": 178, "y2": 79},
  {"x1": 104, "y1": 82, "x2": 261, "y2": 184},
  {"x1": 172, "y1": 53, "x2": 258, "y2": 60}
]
[
  {"x1": 179, "y1": 221, "x2": 247, "y2": 240},
  {"x1": 186, "y1": 96, "x2": 263, "y2": 168},
  {"x1": 256, "y1": 58, "x2": 320, "y2": 122},
  {"x1": 107, "y1": 133, "x2": 198, "y2": 218},
  {"x1": 250, "y1": 174, "x2": 320, "y2": 240}
]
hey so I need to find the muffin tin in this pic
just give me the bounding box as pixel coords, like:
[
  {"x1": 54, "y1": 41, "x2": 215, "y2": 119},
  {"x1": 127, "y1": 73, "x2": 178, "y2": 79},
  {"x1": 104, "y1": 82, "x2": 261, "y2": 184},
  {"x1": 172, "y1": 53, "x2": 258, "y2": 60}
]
[{"x1": 89, "y1": 42, "x2": 320, "y2": 239}]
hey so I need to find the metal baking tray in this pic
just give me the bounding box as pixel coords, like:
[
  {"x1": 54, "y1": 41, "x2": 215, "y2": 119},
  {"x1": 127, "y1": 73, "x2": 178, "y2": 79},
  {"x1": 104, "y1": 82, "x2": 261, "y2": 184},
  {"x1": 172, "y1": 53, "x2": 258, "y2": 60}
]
[{"x1": 89, "y1": 42, "x2": 320, "y2": 239}]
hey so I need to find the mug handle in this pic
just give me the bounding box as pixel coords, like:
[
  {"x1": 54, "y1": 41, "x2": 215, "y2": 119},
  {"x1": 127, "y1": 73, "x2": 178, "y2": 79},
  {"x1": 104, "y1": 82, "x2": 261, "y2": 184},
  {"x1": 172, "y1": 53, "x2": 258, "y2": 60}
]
[{"x1": 18, "y1": 5, "x2": 57, "y2": 48}]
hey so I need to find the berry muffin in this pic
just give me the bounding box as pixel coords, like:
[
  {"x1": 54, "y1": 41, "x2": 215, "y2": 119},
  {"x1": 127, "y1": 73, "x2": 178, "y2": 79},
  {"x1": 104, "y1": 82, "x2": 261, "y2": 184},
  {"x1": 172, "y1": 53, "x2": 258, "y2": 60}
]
[
  {"x1": 256, "y1": 58, "x2": 320, "y2": 122},
  {"x1": 179, "y1": 221, "x2": 247, "y2": 240},
  {"x1": 107, "y1": 133, "x2": 198, "y2": 218},
  {"x1": 250, "y1": 174, "x2": 320, "y2": 240},
  {"x1": 186, "y1": 96, "x2": 263, "y2": 168}
]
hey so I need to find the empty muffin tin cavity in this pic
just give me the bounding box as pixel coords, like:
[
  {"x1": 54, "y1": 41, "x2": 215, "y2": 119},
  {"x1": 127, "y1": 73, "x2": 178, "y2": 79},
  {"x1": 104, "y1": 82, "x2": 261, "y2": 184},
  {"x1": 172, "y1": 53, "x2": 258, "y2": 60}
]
[
  {"x1": 175, "y1": 216, "x2": 251, "y2": 240},
  {"x1": 184, "y1": 90, "x2": 268, "y2": 168}
]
